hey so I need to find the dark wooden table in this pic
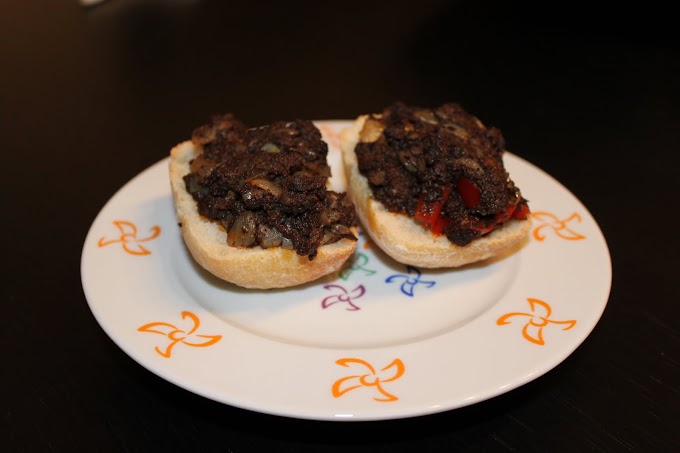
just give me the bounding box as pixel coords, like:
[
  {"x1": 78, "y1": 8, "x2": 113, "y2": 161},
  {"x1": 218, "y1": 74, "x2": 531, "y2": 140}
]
[{"x1": 3, "y1": 1, "x2": 678, "y2": 451}]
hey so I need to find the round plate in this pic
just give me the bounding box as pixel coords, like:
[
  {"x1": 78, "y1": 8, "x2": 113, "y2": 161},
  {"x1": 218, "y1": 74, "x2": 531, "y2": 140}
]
[{"x1": 81, "y1": 121, "x2": 611, "y2": 421}]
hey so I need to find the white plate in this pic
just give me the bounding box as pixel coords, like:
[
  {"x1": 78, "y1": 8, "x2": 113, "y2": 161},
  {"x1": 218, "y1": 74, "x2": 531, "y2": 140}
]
[{"x1": 81, "y1": 121, "x2": 611, "y2": 421}]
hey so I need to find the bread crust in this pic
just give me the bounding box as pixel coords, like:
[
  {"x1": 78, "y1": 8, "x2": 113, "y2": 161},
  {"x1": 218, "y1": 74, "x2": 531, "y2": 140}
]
[
  {"x1": 340, "y1": 116, "x2": 531, "y2": 268},
  {"x1": 169, "y1": 141, "x2": 357, "y2": 289}
]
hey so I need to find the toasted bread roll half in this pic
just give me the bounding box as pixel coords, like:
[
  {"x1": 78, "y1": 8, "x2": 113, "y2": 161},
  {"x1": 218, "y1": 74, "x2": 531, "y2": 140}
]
[
  {"x1": 340, "y1": 109, "x2": 531, "y2": 268},
  {"x1": 170, "y1": 121, "x2": 357, "y2": 289}
]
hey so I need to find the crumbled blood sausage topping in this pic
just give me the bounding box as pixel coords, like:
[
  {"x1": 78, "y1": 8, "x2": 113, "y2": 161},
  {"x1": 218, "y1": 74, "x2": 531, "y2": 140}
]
[
  {"x1": 184, "y1": 114, "x2": 357, "y2": 260},
  {"x1": 355, "y1": 102, "x2": 530, "y2": 246}
]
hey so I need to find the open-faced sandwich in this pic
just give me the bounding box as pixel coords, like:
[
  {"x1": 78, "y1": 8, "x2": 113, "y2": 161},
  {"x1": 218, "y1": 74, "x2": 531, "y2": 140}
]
[
  {"x1": 340, "y1": 102, "x2": 531, "y2": 268},
  {"x1": 170, "y1": 115, "x2": 358, "y2": 289}
]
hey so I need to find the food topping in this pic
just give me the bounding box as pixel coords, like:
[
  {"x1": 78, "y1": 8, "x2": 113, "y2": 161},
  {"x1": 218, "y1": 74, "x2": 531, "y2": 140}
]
[
  {"x1": 184, "y1": 114, "x2": 357, "y2": 259},
  {"x1": 355, "y1": 102, "x2": 529, "y2": 246}
]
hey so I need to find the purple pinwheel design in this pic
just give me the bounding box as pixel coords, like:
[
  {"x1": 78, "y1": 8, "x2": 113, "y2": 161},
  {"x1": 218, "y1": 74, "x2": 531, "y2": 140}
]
[{"x1": 321, "y1": 284, "x2": 366, "y2": 311}]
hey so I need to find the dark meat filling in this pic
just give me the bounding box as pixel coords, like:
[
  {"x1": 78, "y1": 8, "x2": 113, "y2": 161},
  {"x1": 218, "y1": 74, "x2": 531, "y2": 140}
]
[
  {"x1": 355, "y1": 102, "x2": 529, "y2": 246},
  {"x1": 184, "y1": 114, "x2": 357, "y2": 260}
]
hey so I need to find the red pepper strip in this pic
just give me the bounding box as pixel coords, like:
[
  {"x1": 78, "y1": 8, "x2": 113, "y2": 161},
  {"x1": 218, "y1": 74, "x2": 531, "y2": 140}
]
[
  {"x1": 512, "y1": 203, "x2": 530, "y2": 220},
  {"x1": 457, "y1": 176, "x2": 480, "y2": 209},
  {"x1": 431, "y1": 214, "x2": 451, "y2": 235},
  {"x1": 417, "y1": 185, "x2": 529, "y2": 238},
  {"x1": 415, "y1": 186, "x2": 452, "y2": 236}
]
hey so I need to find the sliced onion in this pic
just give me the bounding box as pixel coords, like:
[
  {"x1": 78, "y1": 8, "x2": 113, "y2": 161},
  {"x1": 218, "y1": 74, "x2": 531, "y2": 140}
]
[
  {"x1": 261, "y1": 142, "x2": 281, "y2": 153},
  {"x1": 444, "y1": 122, "x2": 470, "y2": 140},
  {"x1": 257, "y1": 224, "x2": 283, "y2": 248},
  {"x1": 247, "y1": 178, "x2": 282, "y2": 197},
  {"x1": 219, "y1": 213, "x2": 234, "y2": 232},
  {"x1": 281, "y1": 237, "x2": 294, "y2": 250},
  {"x1": 451, "y1": 157, "x2": 483, "y2": 175},
  {"x1": 331, "y1": 224, "x2": 354, "y2": 238},
  {"x1": 359, "y1": 118, "x2": 384, "y2": 143},
  {"x1": 415, "y1": 109, "x2": 438, "y2": 125},
  {"x1": 189, "y1": 156, "x2": 217, "y2": 179},
  {"x1": 319, "y1": 208, "x2": 341, "y2": 225},
  {"x1": 185, "y1": 174, "x2": 209, "y2": 196},
  {"x1": 321, "y1": 229, "x2": 339, "y2": 245},
  {"x1": 227, "y1": 211, "x2": 257, "y2": 247}
]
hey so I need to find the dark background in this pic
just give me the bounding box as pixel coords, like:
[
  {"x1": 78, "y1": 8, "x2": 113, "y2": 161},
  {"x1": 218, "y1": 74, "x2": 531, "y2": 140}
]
[{"x1": 2, "y1": 0, "x2": 678, "y2": 451}]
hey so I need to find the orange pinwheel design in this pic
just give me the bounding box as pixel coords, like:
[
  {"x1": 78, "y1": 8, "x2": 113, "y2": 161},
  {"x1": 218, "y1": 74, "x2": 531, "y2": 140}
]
[
  {"x1": 138, "y1": 311, "x2": 222, "y2": 358},
  {"x1": 531, "y1": 211, "x2": 585, "y2": 242},
  {"x1": 98, "y1": 220, "x2": 161, "y2": 255},
  {"x1": 497, "y1": 298, "x2": 577, "y2": 346},
  {"x1": 332, "y1": 358, "x2": 405, "y2": 402}
]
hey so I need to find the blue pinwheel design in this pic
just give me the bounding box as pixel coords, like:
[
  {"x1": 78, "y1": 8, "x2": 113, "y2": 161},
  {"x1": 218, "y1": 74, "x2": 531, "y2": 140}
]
[{"x1": 385, "y1": 266, "x2": 436, "y2": 297}]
